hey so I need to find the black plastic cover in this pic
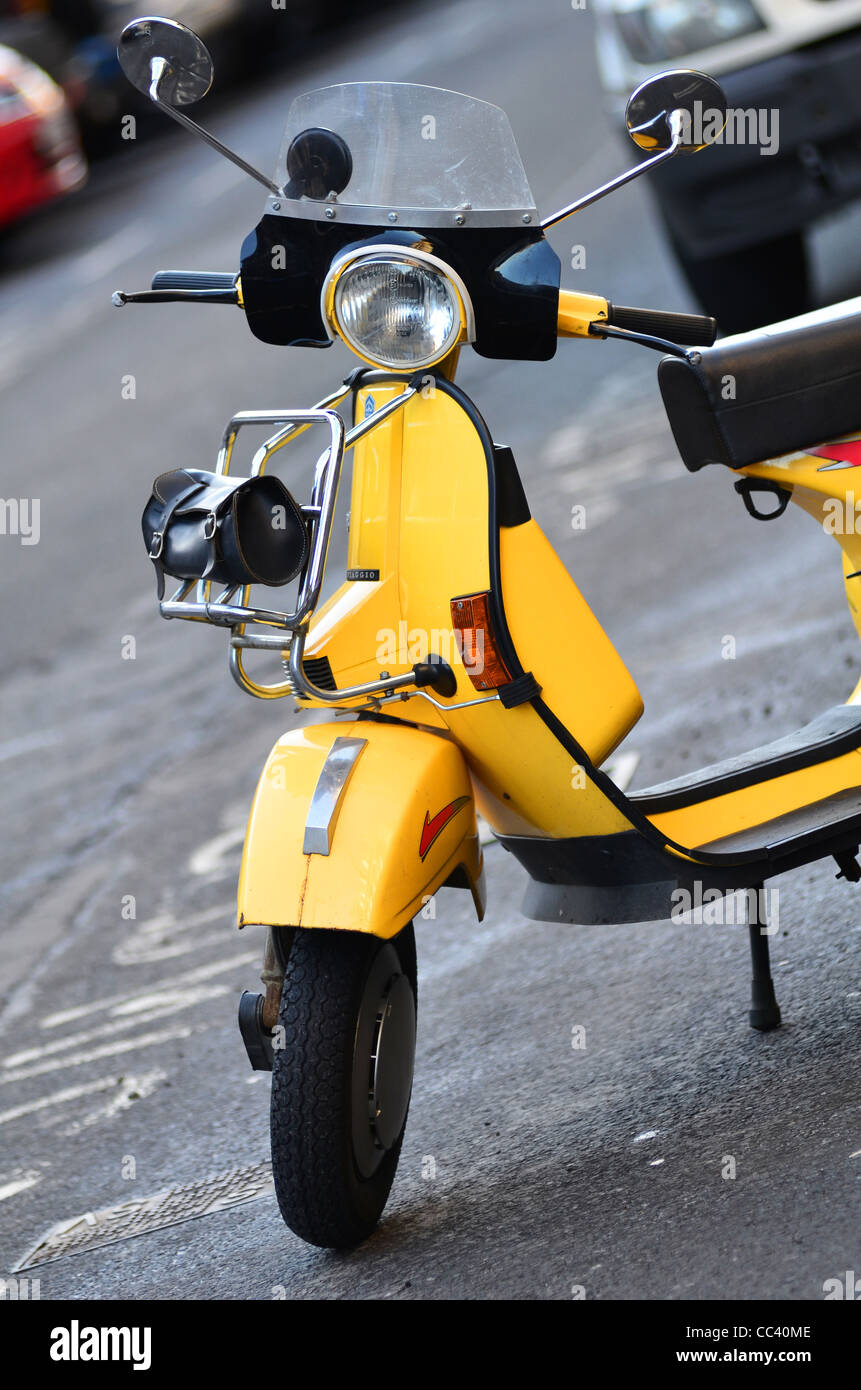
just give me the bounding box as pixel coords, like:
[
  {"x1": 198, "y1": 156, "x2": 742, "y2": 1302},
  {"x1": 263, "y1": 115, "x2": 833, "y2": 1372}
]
[{"x1": 239, "y1": 218, "x2": 560, "y2": 360}]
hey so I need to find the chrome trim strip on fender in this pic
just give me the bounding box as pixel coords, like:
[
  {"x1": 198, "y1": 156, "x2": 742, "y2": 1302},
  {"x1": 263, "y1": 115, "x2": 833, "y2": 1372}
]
[{"x1": 302, "y1": 737, "x2": 368, "y2": 856}]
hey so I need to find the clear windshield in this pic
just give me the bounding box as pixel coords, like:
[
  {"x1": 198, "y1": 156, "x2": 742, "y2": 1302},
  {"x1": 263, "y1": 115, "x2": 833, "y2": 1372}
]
[{"x1": 274, "y1": 82, "x2": 537, "y2": 228}]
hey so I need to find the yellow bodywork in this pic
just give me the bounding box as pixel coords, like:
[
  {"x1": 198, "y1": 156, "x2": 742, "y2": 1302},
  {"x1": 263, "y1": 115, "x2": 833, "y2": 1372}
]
[
  {"x1": 238, "y1": 304, "x2": 861, "y2": 932},
  {"x1": 239, "y1": 719, "x2": 484, "y2": 938},
  {"x1": 556, "y1": 289, "x2": 609, "y2": 338},
  {"x1": 742, "y1": 439, "x2": 861, "y2": 656},
  {"x1": 304, "y1": 382, "x2": 642, "y2": 839},
  {"x1": 239, "y1": 373, "x2": 644, "y2": 935},
  {"x1": 648, "y1": 435, "x2": 861, "y2": 851}
]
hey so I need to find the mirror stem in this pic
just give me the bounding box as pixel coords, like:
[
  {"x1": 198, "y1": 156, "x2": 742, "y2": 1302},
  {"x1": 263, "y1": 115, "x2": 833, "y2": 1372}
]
[
  {"x1": 541, "y1": 110, "x2": 683, "y2": 230},
  {"x1": 148, "y1": 58, "x2": 283, "y2": 198}
]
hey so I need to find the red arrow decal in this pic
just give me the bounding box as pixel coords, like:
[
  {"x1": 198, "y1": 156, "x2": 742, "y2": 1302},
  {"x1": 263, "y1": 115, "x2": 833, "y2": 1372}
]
[
  {"x1": 420, "y1": 796, "x2": 470, "y2": 861},
  {"x1": 810, "y1": 438, "x2": 861, "y2": 468}
]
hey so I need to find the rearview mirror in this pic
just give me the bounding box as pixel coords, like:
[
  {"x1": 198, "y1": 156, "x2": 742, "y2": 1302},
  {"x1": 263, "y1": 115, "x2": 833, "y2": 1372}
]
[
  {"x1": 117, "y1": 16, "x2": 214, "y2": 107},
  {"x1": 117, "y1": 16, "x2": 281, "y2": 197},
  {"x1": 626, "y1": 70, "x2": 728, "y2": 155}
]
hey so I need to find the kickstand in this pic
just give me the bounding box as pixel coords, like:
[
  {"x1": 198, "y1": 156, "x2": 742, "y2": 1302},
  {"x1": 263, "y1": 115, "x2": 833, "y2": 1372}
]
[{"x1": 748, "y1": 884, "x2": 781, "y2": 1032}]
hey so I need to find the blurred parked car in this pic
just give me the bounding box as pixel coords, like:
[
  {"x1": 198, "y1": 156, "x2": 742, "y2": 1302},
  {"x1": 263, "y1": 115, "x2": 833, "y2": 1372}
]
[
  {"x1": 0, "y1": 2, "x2": 370, "y2": 152},
  {"x1": 594, "y1": 0, "x2": 861, "y2": 332},
  {"x1": 0, "y1": 41, "x2": 86, "y2": 232}
]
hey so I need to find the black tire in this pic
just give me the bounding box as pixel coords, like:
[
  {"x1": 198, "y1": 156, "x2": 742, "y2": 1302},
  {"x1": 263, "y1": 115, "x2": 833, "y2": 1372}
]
[
  {"x1": 270, "y1": 923, "x2": 417, "y2": 1248},
  {"x1": 669, "y1": 230, "x2": 810, "y2": 336}
]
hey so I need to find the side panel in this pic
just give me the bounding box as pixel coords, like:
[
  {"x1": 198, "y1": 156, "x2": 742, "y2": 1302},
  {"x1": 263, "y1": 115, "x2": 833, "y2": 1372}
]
[
  {"x1": 304, "y1": 382, "x2": 639, "y2": 841},
  {"x1": 238, "y1": 720, "x2": 484, "y2": 938},
  {"x1": 649, "y1": 748, "x2": 861, "y2": 848},
  {"x1": 743, "y1": 437, "x2": 861, "y2": 650},
  {"x1": 499, "y1": 520, "x2": 643, "y2": 767}
]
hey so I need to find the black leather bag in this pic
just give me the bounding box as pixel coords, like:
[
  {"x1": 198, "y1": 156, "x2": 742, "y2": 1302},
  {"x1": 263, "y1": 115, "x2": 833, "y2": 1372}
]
[{"x1": 142, "y1": 468, "x2": 309, "y2": 597}]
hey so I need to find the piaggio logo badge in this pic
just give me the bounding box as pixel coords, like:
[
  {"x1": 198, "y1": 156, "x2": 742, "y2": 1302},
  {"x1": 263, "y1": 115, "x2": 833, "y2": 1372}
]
[{"x1": 419, "y1": 796, "x2": 469, "y2": 860}]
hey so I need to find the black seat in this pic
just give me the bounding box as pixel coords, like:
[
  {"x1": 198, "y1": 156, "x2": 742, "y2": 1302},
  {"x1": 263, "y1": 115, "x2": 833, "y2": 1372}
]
[{"x1": 658, "y1": 296, "x2": 861, "y2": 473}]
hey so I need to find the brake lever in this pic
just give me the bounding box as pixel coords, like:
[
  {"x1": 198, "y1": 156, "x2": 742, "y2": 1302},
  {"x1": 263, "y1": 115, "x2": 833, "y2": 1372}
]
[
  {"x1": 112, "y1": 288, "x2": 240, "y2": 307},
  {"x1": 588, "y1": 322, "x2": 692, "y2": 359}
]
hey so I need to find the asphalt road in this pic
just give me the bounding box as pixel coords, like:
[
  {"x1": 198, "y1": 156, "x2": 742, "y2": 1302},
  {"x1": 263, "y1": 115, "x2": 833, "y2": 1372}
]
[{"x1": 0, "y1": 0, "x2": 859, "y2": 1301}]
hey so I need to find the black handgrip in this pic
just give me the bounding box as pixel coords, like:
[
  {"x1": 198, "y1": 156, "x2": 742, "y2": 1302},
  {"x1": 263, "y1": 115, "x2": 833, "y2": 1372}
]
[
  {"x1": 606, "y1": 302, "x2": 718, "y2": 347},
  {"x1": 151, "y1": 270, "x2": 237, "y2": 294}
]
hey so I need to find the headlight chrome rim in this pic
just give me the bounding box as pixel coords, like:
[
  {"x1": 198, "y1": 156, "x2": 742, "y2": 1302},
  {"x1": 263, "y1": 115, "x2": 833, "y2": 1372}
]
[{"x1": 321, "y1": 245, "x2": 475, "y2": 370}]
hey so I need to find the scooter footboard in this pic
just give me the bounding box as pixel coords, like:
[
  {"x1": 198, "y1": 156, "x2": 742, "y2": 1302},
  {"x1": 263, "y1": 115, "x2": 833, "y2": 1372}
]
[{"x1": 238, "y1": 719, "x2": 485, "y2": 936}]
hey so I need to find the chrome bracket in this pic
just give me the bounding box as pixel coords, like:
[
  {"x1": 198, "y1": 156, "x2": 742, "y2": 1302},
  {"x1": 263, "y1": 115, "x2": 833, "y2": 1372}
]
[{"x1": 150, "y1": 376, "x2": 452, "y2": 707}]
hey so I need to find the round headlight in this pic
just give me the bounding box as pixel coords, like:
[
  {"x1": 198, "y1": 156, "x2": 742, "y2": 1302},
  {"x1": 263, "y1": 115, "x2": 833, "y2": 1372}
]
[{"x1": 326, "y1": 251, "x2": 470, "y2": 369}]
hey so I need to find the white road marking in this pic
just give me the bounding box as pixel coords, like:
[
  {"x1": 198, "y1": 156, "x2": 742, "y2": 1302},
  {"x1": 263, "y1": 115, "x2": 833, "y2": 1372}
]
[
  {"x1": 114, "y1": 928, "x2": 234, "y2": 967},
  {"x1": 0, "y1": 1024, "x2": 194, "y2": 1086},
  {"x1": 112, "y1": 902, "x2": 239, "y2": 966},
  {"x1": 0, "y1": 1171, "x2": 41, "y2": 1201},
  {"x1": 41, "y1": 950, "x2": 258, "y2": 1029},
  {"x1": 188, "y1": 826, "x2": 246, "y2": 879},
  {"x1": 0, "y1": 1075, "x2": 126, "y2": 1126},
  {"x1": 0, "y1": 730, "x2": 61, "y2": 764},
  {"x1": 4, "y1": 986, "x2": 228, "y2": 1069},
  {"x1": 61, "y1": 1070, "x2": 166, "y2": 1137},
  {"x1": 110, "y1": 983, "x2": 229, "y2": 1019}
]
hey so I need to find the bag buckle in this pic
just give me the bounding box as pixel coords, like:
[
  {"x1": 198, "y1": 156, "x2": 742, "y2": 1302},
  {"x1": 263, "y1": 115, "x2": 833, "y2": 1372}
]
[
  {"x1": 203, "y1": 513, "x2": 218, "y2": 541},
  {"x1": 149, "y1": 530, "x2": 164, "y2": 559}
]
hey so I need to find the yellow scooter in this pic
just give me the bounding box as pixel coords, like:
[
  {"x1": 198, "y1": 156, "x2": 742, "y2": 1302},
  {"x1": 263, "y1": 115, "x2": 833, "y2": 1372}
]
[{"x1": 116, "y1": 19, "x2": 861, "y2": 1248}]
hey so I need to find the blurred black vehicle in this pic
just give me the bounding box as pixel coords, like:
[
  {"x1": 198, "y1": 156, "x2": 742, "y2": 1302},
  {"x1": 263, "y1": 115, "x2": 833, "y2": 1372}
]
[{"x1": 595, "y1": 0, "x2": 861, "y2": 334}]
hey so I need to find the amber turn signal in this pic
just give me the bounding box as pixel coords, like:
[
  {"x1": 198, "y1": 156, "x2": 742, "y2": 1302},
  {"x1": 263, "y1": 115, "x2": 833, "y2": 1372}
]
[{"x1": 450, "y1": 591, "x2": 512, "y2": 691}]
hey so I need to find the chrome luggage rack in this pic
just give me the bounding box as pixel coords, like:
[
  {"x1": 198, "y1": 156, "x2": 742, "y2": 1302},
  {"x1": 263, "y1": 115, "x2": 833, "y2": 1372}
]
[{"x1": 159, "y1": 378, "x2": 422, "y2": 703}]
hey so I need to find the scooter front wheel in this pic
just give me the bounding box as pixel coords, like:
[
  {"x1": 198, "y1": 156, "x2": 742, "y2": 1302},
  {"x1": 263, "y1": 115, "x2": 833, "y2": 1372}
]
[{"x1": 270, "y1": 923, "x2": 417, "y2": 1249}]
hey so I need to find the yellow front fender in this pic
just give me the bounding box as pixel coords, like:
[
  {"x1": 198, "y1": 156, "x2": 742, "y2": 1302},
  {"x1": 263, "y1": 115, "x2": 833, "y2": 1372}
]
[{"x1": 238, "y1": 719, "x2": 485, "y2": 937}]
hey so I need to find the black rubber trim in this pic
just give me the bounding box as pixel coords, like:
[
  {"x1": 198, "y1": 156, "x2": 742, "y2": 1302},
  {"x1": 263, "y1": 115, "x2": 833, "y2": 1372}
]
[
  {"x1": 152, "y1": 270, "x2": 238, "y2": 293},
  {"x1": 498, "y1": 671, "x2": 541, "y2": 708},
  {"x1": 523, "y1": 876, "x2": 679, "y2": 926},
  {"x1": 634, "y1": 704, "x2": 861, "y2": 814},
  {"x1": 492, "y1": 444, "x2": 531, "y2": 527},
  {"x1": 355, "y1": 710, "x2": 418, "y2": 727},
  {"x1": 503, "y1": 828, "x2": 676, "y2": 887},
  {"x1": 505, "y1": 808, "x2": 861, "y2": 921}
]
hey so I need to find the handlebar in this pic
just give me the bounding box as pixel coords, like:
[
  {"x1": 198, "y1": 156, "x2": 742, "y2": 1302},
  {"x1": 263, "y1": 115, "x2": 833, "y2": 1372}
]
[
  {"x1": 605, "y1": 302, "x2": 717, "y2": 347},
  {"x1": 112, "y1": 270, "x2": 240, "y2": 307},
  {"x1": 114, "y1": 272, "x2": 717, "y2": 351},
  {"x1": 556, "y1": 289, "x2": 717, "y2": 348}
]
